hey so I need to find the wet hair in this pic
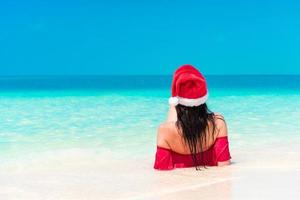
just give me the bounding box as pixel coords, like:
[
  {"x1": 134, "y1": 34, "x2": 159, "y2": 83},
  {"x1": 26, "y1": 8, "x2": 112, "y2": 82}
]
[{"x1": 175, "y1": 103, "x2": 217, "y2": 170}]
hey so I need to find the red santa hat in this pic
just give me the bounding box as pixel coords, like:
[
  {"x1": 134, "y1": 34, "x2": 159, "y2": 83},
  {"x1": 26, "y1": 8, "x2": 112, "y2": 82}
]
[{"x1": 168, "y1": 64, "x2": 208, "y2": 106}]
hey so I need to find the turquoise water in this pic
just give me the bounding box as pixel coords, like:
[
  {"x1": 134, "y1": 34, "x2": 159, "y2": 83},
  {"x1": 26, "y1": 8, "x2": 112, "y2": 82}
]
[{"x1": 0, "y1": 75, "x2": 300, "y2": 161}]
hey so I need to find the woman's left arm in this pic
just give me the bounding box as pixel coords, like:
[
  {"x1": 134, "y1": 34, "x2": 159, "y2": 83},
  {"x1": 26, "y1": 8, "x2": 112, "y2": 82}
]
[{"x1": 166, "y1": 105, "x2": 177, "y2": 122}]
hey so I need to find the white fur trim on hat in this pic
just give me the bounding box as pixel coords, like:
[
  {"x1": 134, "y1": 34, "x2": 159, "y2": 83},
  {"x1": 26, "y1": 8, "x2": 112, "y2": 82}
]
[
  {"x1": 168, "y1": 97, "x2": 179, "y2": 105},
  {"x1": 168, "y1": 93, "x2": 208, "y2": 107}
]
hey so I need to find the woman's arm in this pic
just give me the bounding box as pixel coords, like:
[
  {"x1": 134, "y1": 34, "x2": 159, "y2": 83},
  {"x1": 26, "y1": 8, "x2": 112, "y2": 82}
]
[
  {"x1": 217, "y1": 160, "x2": 231, "y2": 166},
  {"x1": 215, "y1": 114, "x2": 231, "y2": 167},
  {"x1": 166, "y1": 105, "x2": 177, "y2": 122}
]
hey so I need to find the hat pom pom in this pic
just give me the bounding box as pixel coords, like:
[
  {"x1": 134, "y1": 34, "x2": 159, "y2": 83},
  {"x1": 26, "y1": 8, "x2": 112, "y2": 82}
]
[{"x1": 169, "y1": 97, "x2": 179, "y2": 105}]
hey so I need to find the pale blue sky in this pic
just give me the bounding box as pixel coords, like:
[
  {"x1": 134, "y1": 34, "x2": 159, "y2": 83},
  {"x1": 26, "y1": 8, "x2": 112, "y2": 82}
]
[{"x1": 0, "y1": 0, "x2": 300, "y2": 75}]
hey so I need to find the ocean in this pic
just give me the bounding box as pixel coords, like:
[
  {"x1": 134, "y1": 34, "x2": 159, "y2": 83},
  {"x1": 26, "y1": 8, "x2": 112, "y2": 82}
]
[{"x1": 0, "y1": 75, "x2": 300, "y2": 199}]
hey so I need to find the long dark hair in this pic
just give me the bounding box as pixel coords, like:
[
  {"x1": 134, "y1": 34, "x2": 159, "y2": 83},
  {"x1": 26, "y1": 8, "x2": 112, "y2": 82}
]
[{"x1": 175, "y1": 103, "x2": 216, "y2": 170}]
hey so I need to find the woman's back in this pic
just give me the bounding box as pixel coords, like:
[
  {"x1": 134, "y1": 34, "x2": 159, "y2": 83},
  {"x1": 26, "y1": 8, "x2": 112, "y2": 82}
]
[
  {"x1": 154, "y1": 114, "x2": 231, "y2": 170},
  {"x1": 157, "y1": 114, "x2": 227, "y2": 155}
]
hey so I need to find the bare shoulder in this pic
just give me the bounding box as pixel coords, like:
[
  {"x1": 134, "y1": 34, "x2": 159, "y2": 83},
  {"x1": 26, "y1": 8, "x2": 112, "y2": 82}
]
[
  {"x1": 213, "y1": 113, "x2": 228, "y2": 138},
  {"x1": 156, "y1": 122, "x2": 176, "y2": 149}
]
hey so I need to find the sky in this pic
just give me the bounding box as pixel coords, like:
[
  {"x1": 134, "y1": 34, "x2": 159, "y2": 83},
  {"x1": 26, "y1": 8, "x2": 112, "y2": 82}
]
[{"x1": 0, "y1": 0, "x2": 300, "y2": 75}]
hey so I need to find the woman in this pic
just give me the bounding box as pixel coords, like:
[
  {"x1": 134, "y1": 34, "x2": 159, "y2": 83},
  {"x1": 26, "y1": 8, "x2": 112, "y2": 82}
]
[{"x1": 154, "y1": 64, "x2": 231, "y2": 170}]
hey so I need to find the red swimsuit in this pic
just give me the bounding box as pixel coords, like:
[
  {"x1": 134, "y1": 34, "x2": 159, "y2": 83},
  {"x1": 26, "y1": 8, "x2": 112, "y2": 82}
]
[{"x1": 154, "y1": 136, "x2": 231, "y2": 170}]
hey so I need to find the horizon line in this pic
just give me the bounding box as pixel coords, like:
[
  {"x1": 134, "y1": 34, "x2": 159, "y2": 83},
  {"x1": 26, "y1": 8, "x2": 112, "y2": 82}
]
[{"x1": 0, "y1": 74, "x2": 300, "y2": 77}]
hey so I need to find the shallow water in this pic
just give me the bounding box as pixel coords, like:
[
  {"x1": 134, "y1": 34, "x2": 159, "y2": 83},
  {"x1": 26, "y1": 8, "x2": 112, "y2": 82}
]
[{"x1": 0, "y1": 76, "x2": 300, "y2": 199}]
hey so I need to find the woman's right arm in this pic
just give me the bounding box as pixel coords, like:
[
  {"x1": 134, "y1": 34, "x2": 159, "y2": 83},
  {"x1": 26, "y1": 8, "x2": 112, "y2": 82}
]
[
  {"x1": 218, "y1": 160, "x2": 231, "y2": 166},
  {"x1": 215, "y1": 114, "x2": 231, "y2": 166}
]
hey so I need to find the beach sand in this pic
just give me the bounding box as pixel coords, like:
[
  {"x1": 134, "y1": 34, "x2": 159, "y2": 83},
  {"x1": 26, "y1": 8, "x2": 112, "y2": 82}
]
[{"x1": 1, "y1": 147, "x2": 300, "y2": 200}]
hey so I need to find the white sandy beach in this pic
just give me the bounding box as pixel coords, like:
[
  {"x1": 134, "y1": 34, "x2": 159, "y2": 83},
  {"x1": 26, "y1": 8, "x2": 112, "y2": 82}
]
[{"x1": 1, "y1": 146, "x2": 300, "y2": 200}]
